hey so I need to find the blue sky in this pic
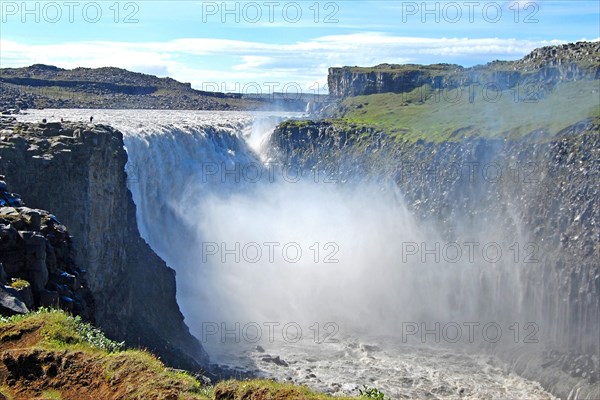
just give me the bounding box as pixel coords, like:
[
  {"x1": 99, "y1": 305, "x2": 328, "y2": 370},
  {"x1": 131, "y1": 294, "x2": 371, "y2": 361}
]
[{"x1": 1, "y1": 1, "x2": 598, "y2": 93}]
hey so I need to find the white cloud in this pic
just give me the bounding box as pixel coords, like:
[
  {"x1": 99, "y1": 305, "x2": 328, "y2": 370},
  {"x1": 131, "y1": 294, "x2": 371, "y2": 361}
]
[
  {"x1": 0, "y1": 34, "x2": 569, "y2": 92},
  {"x1": 232, "y1": 56, "x2": 273, "y2": 71}
]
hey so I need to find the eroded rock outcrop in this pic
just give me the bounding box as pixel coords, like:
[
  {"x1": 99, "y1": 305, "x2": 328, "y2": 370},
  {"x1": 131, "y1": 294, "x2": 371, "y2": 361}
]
[{"x1": 0, "y1": 117, "x2": 208, "y2": 371}]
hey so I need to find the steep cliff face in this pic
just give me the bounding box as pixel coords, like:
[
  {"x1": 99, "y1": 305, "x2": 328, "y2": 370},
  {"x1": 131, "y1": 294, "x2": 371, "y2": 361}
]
[
  {"x1": 328, "y1": 41, "x2": 600, "y2": 98},
  {"x1": 268, "y1": 119, "x2": 600, "y2": 399},
  {"x1": 328, "y1": 64, "x2": 461, "y2": 98},
  {"x1": 0, "y1": 118, "x2": 207, "y2": 371}
]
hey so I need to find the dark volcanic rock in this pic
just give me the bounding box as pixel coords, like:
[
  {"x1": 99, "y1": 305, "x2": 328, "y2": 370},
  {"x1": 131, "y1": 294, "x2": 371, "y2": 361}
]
[
  {"x1": 0, "y1": 183, "x2": 92, "y2": 319},
  {"x1": 261, "y1": 355, "x2": 289, "y2": 367},
  {"x1": 0, "y1": 285, "x2": 28, "y2": 315},
  {"x1": 0, "y1": 120, "x2": 208, "y2": 372}
]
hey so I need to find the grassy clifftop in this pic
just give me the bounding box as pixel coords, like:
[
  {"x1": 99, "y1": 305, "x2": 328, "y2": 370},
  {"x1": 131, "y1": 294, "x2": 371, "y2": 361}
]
[
  {"x1": 324, "y1": 79, "x2": 599, "y2": 143},
  {"x1": 0, "y1": 309, "x2": 207, "y2": 400},
  {"x1": 321, "y1": 41, "x2": 600, "y2": 143},
  {"x1": 0, "y1": 310, "x2": 358, "y2": 400}
]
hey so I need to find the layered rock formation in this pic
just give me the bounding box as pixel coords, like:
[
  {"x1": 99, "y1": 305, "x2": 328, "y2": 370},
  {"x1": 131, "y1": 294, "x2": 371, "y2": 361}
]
[
  {"x1": 328, "y1": 41, "x2": 600, "y2": 98},
  {"x1": 0, "y1": 117, "x2": 207, "y2": 371}
]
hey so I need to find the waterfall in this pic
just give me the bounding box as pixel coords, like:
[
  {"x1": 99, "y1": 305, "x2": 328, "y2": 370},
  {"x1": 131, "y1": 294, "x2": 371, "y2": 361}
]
[
  {"x1": 119, "y1": 112, "x2": 442, "y2": 335},
  {"x1": 18, "y1": 109, "x2": 588, "y2": 399},
  {"x1": 114, "y1": 111, "x2": 542, "y2": 348}
]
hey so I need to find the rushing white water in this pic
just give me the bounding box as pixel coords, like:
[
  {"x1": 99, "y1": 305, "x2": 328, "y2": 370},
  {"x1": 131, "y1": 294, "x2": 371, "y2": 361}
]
[{"x1": 17, "y1": 109, "x2": 556, "y2": 399}]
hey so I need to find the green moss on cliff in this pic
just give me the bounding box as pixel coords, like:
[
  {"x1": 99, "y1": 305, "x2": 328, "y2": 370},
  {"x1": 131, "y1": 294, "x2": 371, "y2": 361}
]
[
  {"x1": 278, "y1": 119, "x2": 318, "y2": 129},
  {"x1": 214, "y1": 379, "x2": 356, "y2": 400},
  {"x1": 9, "y1": 279, "x2": 30, "y2": 290},
  {"x1": 339, "y1": 63, "x2": 461, "y2": 74}
]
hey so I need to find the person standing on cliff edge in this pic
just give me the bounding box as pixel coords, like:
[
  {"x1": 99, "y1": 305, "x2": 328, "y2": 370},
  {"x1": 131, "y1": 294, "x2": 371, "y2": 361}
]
[{"x1": 90, "y1": 116, "x2": 93, "y2": 123}]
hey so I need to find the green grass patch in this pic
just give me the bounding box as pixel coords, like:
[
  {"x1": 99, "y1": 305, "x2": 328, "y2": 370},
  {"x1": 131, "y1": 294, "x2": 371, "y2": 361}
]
[
  {"x1": 41, "y1": 389, "x2": 63, "y2": 400},
  {"x1": 103, "y1": 350, "x2": 210, "y2": 399},
  {"x1": 334, "y1": 80, "x2": 600, "y2": 143},
  {"x1": 0, "y1": 308, "x2": 123, "y2": 352},
  {"x1": 0, "y1": 386, "x2": 14, "y2": 400},
  {"x1": 339, "y1": 63, "x2": 460, "y2": 74},
  {"x1": 214, "y1": 379, "x2": 357, "y2": 400},
  {"x1": 0, "y1": 309, "x2": 212, "y2": 399},
  {"x1": 278, "y1": 119, "x2": 319, "y2": 129},
  {"x1": 9, "y1": 278, "x2": 30, "y2": 290}
]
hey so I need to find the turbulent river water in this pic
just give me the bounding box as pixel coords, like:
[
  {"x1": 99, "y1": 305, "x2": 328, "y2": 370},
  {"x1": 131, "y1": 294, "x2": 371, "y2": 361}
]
[{"x1": 17, "y1": 110, "x2": 557, "y2": 399}]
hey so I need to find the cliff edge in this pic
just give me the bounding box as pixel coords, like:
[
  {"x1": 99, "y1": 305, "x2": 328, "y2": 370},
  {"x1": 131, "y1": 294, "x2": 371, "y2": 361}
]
[{"x1": 0, "y1": 117, "x2": 207, "y2": 371}]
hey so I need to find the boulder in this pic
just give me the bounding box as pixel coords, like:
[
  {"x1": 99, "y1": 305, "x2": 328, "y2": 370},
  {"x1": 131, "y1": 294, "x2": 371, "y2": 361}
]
[
  {"x1": 42, "y1": 127, "x2": 61, "y2": 137},
  {"x1": 0, "y1": 207, "x2": 19, "y2": 217},
  {"x1": 261, "y1": 355, "x2": 289, "y2": 367},
  {"x1": 59, "y1": 295, "x2": 74, "y2": 312},
  {"x1": 0, "y1": 285, "x2": 28, "y2": 315},
  {"x1": 19, "y1": 208, "x2": 41, "y2": 231},
  {"x1": 11, "y1": 282, "x2": 34, "y2": 310}
]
